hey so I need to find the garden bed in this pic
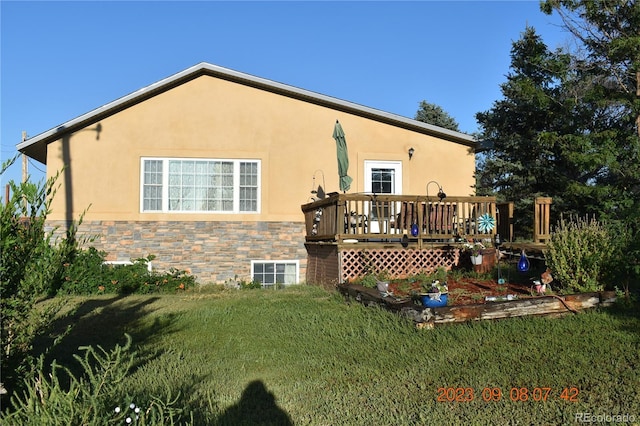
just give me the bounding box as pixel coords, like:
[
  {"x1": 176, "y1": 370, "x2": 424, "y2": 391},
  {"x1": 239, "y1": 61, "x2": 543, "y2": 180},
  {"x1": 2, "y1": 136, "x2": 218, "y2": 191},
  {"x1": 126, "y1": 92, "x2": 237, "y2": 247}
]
[
  {"x1": 338, "y1": 281, "x2": 617, "y2": 328},
  {"x1": 388, "y1": 277, "x2": 533, "y2": 306}
]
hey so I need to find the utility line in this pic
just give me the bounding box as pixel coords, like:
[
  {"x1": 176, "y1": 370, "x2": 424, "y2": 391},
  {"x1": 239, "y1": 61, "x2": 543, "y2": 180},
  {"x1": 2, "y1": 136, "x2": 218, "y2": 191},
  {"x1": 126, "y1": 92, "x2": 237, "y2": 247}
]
[{"x1": 27, "y1": 158, "x2": 46, "y2": 174}]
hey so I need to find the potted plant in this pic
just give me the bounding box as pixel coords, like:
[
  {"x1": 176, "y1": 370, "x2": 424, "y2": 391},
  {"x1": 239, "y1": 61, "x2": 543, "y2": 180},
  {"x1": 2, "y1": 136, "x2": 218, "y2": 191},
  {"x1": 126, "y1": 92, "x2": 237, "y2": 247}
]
[
  {"x1": 420, "y1": 279, "x2": 449, "y2": 307},
  {"x1": 464, "y1": 240, "x2": 485, "y2": 265}
]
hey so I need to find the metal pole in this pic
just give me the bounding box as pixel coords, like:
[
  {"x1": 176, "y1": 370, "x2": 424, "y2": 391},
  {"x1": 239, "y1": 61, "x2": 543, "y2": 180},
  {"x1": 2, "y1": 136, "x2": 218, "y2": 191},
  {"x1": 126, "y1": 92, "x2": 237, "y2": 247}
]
[
  {"x1": 21, "y1": 131, "x2": 28, "y2": 210},
  {"x1": 21, "y1": 131, "x2": 27, "y2": 184}
]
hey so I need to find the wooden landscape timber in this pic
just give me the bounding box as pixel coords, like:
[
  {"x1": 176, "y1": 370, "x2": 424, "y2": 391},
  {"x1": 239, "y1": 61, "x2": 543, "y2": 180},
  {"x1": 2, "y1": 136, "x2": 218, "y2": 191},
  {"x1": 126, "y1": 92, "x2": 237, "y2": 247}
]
[{"x1": 338, "y1": 283, "x2": 617, "y2": 328}]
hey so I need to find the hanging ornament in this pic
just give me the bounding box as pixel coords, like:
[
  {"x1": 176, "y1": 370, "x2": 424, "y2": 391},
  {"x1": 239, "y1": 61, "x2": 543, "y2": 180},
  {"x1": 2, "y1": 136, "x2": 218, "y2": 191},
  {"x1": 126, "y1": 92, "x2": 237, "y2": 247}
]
[
  {"x1": 411, "y1": 223, "x2": 419, "y2": 237},
  {"x1": 518, "y1": 250, "x2": 530, "y2": 272},
  {"x1": 477, "y1": 213, "x2": 496, "y2": 233}
]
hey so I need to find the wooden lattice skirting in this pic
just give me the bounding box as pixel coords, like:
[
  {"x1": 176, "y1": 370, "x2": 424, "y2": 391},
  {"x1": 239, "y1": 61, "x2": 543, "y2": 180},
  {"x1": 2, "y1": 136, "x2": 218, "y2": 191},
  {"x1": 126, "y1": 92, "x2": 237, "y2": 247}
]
[
  {"x1": 305, "y1": 244, "x2": 462, "y2": 287},
  {"x1": 340, "y1": 248, "x2": 460, "y2": 282}
]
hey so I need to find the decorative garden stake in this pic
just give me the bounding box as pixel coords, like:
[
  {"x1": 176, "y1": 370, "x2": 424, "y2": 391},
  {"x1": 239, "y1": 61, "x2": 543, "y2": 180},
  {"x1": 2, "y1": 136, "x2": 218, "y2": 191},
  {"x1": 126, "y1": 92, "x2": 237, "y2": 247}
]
[
  {"x1": 494, "y1": 233, "x2": 505, "y2": 284},
  {"x1": 517, "y1": 250, "x2": 530, "y2": 272},
  {"x1": 477, "y1": 213, "x2": 496, "y2": 233},
  {"x1": 532, "y1": 280, "x2": 546, "y2": 295},
  {"x1": 411, "y1": 223, "x2": 419, "y2": 237}
]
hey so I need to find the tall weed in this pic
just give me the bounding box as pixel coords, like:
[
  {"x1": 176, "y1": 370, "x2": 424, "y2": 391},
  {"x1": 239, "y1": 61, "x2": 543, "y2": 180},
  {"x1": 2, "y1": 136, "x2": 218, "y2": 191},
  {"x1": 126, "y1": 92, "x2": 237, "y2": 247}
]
[
  {"x1": 545, "y1": 215, "x2": 612, "y2": 293},
  {"x1": 1, "y1": 159, "x2": 65, "y2": 391},
  {"x1": 0, "y1": 158, "x2": 92, "y2": 397},
  {"x1": 0, "y1": 334, "x2": 192, "y2": 425}
]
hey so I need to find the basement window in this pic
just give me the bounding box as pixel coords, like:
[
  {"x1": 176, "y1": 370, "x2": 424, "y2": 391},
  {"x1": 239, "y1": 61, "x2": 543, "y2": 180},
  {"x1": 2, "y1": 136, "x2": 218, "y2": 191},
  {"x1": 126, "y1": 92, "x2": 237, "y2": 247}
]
[{"x1": 251, "y1": 260, "x2": 299, "y2": 287}]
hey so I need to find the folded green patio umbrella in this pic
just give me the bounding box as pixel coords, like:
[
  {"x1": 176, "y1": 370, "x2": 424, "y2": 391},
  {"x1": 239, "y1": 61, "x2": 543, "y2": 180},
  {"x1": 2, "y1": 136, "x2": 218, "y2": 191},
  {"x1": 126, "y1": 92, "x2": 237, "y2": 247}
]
[{"x1": 333, "y1": 120, "x2": 353, "y2": 192}]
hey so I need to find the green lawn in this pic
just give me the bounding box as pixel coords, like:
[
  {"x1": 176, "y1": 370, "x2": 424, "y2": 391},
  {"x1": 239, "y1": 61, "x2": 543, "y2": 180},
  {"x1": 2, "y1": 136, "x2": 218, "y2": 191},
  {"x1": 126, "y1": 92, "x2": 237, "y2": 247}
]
[{"x1": 30, "y1": 286, "x2": 640, "y2": 425}]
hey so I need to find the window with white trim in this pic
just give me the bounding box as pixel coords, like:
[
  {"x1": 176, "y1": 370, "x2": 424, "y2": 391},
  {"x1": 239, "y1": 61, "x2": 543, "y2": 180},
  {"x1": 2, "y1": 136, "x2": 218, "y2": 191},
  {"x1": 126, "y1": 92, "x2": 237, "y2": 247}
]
[
  {"x1": 141, "y1": 158, "x2": 260, "y2": 213},
  {"x1": 251, "y1": 260, "x2": 299, "y2": 286}
]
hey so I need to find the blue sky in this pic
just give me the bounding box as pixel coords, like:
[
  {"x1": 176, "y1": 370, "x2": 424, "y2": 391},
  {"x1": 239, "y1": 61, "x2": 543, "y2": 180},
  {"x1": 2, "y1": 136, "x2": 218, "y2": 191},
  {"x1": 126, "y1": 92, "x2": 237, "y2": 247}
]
[{"x1": 1, "y1": 1, "x2": 569, "y2": 187}]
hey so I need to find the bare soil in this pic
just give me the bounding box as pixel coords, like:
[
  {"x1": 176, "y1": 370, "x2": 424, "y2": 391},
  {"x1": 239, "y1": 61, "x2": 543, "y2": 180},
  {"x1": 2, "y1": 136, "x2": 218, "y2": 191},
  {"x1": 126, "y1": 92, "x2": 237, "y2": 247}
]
[
  {"x1": 387, "y1": 278, "x2": 534, "y2": 306},
  {"x1": 446, "y1": 278, "x2": 533, "y2": 305}
]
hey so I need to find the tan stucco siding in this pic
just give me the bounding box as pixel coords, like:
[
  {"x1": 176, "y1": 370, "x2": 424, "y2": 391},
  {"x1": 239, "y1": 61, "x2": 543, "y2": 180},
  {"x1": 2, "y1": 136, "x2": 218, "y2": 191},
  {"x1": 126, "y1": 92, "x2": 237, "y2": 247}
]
[{"x1": 46, "y1": 75, "x2": 475, "y2": 223}]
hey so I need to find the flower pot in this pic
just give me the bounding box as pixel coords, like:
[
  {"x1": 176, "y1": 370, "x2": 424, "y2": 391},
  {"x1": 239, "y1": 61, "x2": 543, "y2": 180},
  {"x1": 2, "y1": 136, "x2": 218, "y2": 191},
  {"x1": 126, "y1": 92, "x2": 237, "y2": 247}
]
[
  {"x1": 376, "y1": 280, "x2": 389, "y2": 293},
  {"x1": 470, "y1": 254, "x2": 483, "y2": 265},
  {"x1": 421, "y1": 292, "x2": 448, "y2": 308}
]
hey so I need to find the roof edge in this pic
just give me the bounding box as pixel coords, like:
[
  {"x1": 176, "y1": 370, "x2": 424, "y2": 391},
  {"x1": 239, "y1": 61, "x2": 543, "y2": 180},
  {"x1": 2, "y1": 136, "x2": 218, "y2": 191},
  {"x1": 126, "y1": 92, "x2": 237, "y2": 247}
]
[{"x1": 18, "y1": 62, "x2": 477, "y2": 163}]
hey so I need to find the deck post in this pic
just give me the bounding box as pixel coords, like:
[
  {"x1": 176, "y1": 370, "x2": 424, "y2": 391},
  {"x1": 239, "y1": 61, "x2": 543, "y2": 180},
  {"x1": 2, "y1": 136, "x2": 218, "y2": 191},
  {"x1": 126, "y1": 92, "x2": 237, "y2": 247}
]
[{"x1": 533, "y1": 197, "x2": 552, "y2": 243}]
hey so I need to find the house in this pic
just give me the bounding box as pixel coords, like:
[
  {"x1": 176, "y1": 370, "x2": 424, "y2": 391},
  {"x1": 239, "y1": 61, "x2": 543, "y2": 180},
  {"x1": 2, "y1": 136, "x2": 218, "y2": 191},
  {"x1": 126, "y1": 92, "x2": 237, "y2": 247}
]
[{"x1": 17, "y1": 62, "x2": 477, "y2": 284}]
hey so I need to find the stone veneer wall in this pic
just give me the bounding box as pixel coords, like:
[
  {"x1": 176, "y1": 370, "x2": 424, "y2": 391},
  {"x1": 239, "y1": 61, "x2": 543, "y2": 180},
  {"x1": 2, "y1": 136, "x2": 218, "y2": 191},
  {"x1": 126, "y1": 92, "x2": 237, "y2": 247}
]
[{"x1": 46, "y1": 220, "x2": 307, "y2": 284}]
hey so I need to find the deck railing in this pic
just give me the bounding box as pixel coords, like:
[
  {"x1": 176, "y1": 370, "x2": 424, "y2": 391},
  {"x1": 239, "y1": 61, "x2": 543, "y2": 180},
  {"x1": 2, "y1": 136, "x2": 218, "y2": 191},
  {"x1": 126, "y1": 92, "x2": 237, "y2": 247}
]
[{"x1": 302, "y1": 194, "x2": 503, "y2": 247}]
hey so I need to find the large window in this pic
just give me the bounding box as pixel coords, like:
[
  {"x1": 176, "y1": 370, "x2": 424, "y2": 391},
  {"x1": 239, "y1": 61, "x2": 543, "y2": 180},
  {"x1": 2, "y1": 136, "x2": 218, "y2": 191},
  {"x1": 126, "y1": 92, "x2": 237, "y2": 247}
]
[
  {"x1": 251, "y1": 260, "x2": 299, "y2": 287},
  {"x1": 141, "y1": 158, "x2": 260, "y2": 213}
]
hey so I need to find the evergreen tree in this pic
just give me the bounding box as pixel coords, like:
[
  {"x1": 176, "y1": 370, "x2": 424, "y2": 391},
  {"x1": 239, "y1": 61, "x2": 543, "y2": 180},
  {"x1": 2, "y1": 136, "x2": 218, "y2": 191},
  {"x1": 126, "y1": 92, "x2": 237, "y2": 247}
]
[
  {"x1": 540, "y1": 0, "x2": 640, "y2": 291},
  {"x1": 541, "y1": 0, "x2": 640, "y2": 222},
  {"x1": 475, "y1": 27, "x2": 576, "y2": 237},
  {"x1": 414, "y1": 100, "x2": 460, "y2": 131},
  {"x1": 476, "y1": 2, "x2": 640, "y2": 237}
]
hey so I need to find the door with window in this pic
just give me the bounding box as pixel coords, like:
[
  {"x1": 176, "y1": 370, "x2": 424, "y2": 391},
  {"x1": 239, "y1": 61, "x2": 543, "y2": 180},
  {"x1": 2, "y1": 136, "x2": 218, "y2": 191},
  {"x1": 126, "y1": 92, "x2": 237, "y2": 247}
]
[{"x1": 364, "y1": 161, "x2": 402, "y2": 233}]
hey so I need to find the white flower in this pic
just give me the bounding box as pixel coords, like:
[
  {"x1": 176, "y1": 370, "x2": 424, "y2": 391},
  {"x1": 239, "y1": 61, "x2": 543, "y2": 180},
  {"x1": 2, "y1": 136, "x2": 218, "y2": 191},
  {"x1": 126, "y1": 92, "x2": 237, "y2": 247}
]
[
  {"x1": 130, "y1": 403, "x2": 136, "y2": 409},
  {"x1": 134, "y1": 407, "x2": 140, "y2": 414},
  {"x1": 126, "y1": 417, "x2": 132, "y2": 424},
  {"x1": 463, "y1": 240, "x2": 485, "y2": 256},
  {"x1": 115, "y1": 406, "x2": 121, "y2": 413}
]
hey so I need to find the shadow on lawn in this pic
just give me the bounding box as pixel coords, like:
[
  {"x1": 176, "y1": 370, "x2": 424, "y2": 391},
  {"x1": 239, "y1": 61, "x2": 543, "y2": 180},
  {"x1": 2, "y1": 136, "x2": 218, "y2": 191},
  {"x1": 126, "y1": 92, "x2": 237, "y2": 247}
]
[
  {"x1": 600, "y1": 296, "x2": 640, "y2": 336},
  {"x1": 33, "y1": 295, "x2": 181, "y2": 379},
  {"x1": 214, "y1": 380, "x2": 293, "y2": 426}
]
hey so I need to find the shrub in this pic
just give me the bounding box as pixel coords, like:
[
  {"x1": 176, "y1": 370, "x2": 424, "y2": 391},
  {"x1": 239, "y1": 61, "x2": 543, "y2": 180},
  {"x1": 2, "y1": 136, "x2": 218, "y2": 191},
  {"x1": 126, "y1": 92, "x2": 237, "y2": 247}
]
[
  {"x1": 0, "y1": 334, "x2": 192, "y2": 425},
  {"x1": 545, "y1": 215, "x2": 613, "y2": 293},
  {"x1": 605, "y1": 218, "x2": 640, "y2": 300},
  {"x1": 0, "y1": 160, "x2": 78, "y2": 393},
  {"x1": 58, "y1": 251, "x2": 197, "y2": 295},
  {"x1": 238, "y1": 279, "x2": 264, "y2": 289}
]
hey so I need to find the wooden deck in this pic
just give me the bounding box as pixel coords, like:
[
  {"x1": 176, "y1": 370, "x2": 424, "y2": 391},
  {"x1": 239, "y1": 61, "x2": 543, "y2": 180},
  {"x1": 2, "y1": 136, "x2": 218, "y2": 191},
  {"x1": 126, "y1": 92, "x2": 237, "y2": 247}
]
[
  {"x1": 302, "y1": 193, "x2": 502, "y2": 247},
  {"x1": 302, "y1": 194, "x2": 552, "y2": 246},
  {"x1": 301, "y1": 194, "x2": 552, "y2": 286}
]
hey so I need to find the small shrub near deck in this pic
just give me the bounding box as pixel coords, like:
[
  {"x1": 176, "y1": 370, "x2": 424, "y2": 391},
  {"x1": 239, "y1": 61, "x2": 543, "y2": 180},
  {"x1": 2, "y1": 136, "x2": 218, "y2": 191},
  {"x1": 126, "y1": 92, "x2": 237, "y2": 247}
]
[{"x1": 545, "y1": 215, "x2": 613, "y2": 293}]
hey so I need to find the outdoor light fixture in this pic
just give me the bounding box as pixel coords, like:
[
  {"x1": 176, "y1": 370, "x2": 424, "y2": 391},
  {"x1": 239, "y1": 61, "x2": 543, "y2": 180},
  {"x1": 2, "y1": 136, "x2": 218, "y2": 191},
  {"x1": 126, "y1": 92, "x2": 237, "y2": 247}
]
[
  {"x1": 408, "y1": 147, "x2": 415, "y2": 160},
  {"x1": 426, "y1": 180, "x2": 446, "y2": 201},
  {"x1": 310, "y1": 169, "x2": 326, "y2": 199}
]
